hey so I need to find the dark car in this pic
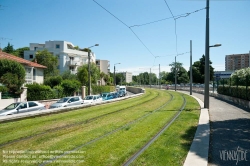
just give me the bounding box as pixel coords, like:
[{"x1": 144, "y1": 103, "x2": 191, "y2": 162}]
[
  {"x1": 118, "y1": 90, "x2": 126, "y2": 97},
  {"x1": 111, "y1": 92, "x2": 119, "y2": 99}
]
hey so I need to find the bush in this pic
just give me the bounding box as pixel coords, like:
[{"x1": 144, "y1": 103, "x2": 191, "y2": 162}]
[
  {"x1": 92, "y1": 85, "x2": 115, "y2": 95},
  {"x1": 26, "y1": 83, "x2": 55, "y2": 101},
  {"x1": 44, "y1": 76, "x2": 63, "y2": 88},
  {"x1": 217, "y1": 85, "x2": 250, "y2": 101},
  {"x1": 0, "y1": 86, "x2": 8, "y2": 93},
  {"x1": 61, "y1": 79, "x2": 81, "y2": 96},
  {"x1": 53, "y1": 85, "x2": 64, "y2": 98}
]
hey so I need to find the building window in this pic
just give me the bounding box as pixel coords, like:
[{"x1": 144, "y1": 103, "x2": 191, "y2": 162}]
[
  {"x1": 56, "y1": 44, "x2": 60, "y2": 49},
  {"x1": 33, "y1": 69, "x2": 36, "y2": 80},
  {"x1": 29, "y1": 55, "x2": 33, "y2": 59}
]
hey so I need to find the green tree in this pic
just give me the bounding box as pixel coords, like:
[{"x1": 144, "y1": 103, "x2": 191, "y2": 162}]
[
  {"x1": 100, "y1": 72, "x2": 105, "y2": 85},
  {"x1": 0, "y1": 59, "x2": 26, "y2": 94},
  {"x1": 168, "y1": 62, "x2": 189, "y2": 84},
  {"x1": 231, "y1": 67, "x2": 250, "y2": 86},
  {"x1": 61, "y1": 79, "x2": 81, "y2": 96},
  {"x1": 77, "y1": 63, "x2": 100, "y2": 85},
  {"x1": 13, "y1": 47, "x2": 29, "y2": 58},
  {"x1": 33, "y1": 49, "x2": 59, "y2": 78},
  {"x1": 60, "y1": 70, "x2": 78, "y2": 80},
  {"x1": 44, "y1": 76, "x2": 63, "y2": 88},
  {"x1": 188, "y1": 55, "x2": 214, "y2": 83},
  {"x1": 3, "y1": 42, "x2": 14, "y2": 54}
]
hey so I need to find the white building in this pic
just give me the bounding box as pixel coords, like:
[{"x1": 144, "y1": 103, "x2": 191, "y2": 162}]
[
  {"x1": 0, "y1": 50, "x2": 46, "y2": 84},
  {"x1": 119, "y1": 72, "x2": 132, "y2": 83},
  {"x1": 24, "y1": 40, "x2": 96, "y2": 74},
  {"x1": 96, "y1": 59, "x2": 110, "y2": 85}
]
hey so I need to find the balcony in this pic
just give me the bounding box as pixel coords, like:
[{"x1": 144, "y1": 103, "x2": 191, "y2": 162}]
[
  {"x1": 67, "y1": 60, "x2": 82, "y2": 66},
  {"x1": 70, "y1": 70, "x2": 77, "y2": 75}
]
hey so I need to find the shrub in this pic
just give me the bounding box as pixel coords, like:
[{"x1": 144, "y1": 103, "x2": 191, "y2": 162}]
[
  {"x1": 61, "y1": 79, "x2": 81, "y2": 96},
  {"x1": 217, "y1": 85, "x2": 250, "y2": 101},
  {"x1": 44, "y1": 76, "x2": 63, "y2": 88},
  {"x1": 26, "y1": 83, "x2": 55, "y2": 101},
  {"x1": 92, "y1": 85, "x2": 116, "y2": 95}
]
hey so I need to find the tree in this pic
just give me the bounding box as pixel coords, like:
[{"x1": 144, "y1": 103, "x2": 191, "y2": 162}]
[
  {"x1": 168, "y1": 62, "x2": 189, "y2": 84},
  {"x1": 13, "y1": 47, "x2": 29, "y2": 58},
  {"x1": 60, "y1": 70, "x2": 78, "y2": 80},
  {"x1": 3, "y1": 42, "x2": 14, "y2": 54},
  {"x1": 44, "y1": 76, "x2": 63, "y2": 88},
  {"x1": 0, "y1": 59, "x2": 26, "y2": 94},
  {"x1": 115, "y1": 73, "x2": 125, "y2": 85},
  {"x1": 231, "y1": 67, "x2": 250, "y2": 86},
  {"x1": 77, "y1": 63, "x2": 100, "y2": 86},
  {"x1": 100, "y1": 72, "x2": 105, "y2": 85},
  {"x1": 61, "y1": 79, "x2": 81, "y2": 96},
  {"x1": 33, "y1": 49, "x2": 59, "y2": 78},
  {"x1": 188, "y1": 54, "x2": 214, "y2": 83}
]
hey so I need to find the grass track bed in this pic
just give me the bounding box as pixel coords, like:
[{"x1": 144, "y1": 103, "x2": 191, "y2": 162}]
[
  {"x1": 0, "y1": 90, "x2": 158, "y2": 146},
  {"x1": 0, "y1": 90, "x2": 200, "y2": 166}
]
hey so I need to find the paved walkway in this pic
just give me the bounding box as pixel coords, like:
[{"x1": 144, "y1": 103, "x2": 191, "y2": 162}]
[{"x1": 186, "y1": 92, "x2": 250, "y2": 166}]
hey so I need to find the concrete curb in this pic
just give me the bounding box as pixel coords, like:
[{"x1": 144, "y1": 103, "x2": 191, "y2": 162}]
[
  {"x1": 179, "y1": 92, "x2": 210, "y2": 166},
  {"x1": 0, "y1": 93, "x2": 144, "y2": 123}
]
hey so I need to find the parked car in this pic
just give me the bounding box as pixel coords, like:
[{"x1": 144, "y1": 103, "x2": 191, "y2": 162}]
[
  {"x1": 83, "y1": 95, "x2": 102, "y2": 104},
  {"x1": 118, "y1": 90, "x2": 126, "y2": 97},
  {"x1": 49, "y1": 96, "x2": 83, "y2": 109},
  {"x1": 111, "y1": 92, "x2": 119, "y2": 99},
  {"x1": 0, "y1": 101, "x2": 46, "y2": 116},
  {"x1": 101, "y1": 93, "x2": 113, "y2": 100}
]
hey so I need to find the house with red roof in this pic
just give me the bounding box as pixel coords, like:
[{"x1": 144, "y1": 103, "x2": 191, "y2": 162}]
[{"x1": 0, "y1": 49, "x2": 47, "y2": 84}]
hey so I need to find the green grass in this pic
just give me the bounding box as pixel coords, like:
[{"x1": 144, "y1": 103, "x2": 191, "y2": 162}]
[
  {"x1": 130, "y1": 94, "x2": 200, "y2": 166},
  {"x1": 0, "y1": 89, "x2": 200, "y2": 166}
]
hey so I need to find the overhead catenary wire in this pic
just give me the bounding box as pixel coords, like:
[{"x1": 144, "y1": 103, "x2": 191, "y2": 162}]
[
  {"x1": 129, "y1": 7, "x2": 206, "y2": 28},
  {"x1": 92, "y1": 0, "x2": 156, "y2": 58},
  {"x1": 163, "y1": 0, "x2": 178, "y2": 56}
]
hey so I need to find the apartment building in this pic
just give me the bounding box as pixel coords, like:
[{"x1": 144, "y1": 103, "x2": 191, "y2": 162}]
[
  {"x1": 96, "y1": 59, "x2": 110, "y2": 85},
  {"x1": 225, "y1": 52, "x2": 250, "y2": 71},
  {"x1": 120, "y1": 72, "x2": 132, "y2": 83},
  {"x1": 24, "y1": 40, "x2": 96, "y2": 74}
]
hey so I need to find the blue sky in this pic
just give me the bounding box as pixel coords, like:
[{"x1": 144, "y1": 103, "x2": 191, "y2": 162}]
[{"x1": 0, "y1": 0, "x2": 249, "y2": 76}]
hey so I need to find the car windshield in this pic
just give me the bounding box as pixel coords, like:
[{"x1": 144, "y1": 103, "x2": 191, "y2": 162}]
[
  {"x1": 101, "y1": 94, "x2": 107, "y2": 97},
  {"x1": 57, "y1": 97, "x2": 70, "y2": 103},
  {"x1": 85, "y1": 96, "x2": 93, "y2": 100},
  {"x1": 3, "y1": 103, "x2": 21, "y2": 110}
]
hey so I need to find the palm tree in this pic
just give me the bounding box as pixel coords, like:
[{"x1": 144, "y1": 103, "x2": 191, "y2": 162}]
[{"x1": 100, "y1": 72, "x2": 105, "y2": 85}]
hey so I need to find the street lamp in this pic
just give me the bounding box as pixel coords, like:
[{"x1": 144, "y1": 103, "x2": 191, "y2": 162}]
[
  {"x1": 114, "y1": 63, "x2": 120, "y2": 86},
  {"x1": 87, "y1": 44, "x2": 99, "y2": 95}
]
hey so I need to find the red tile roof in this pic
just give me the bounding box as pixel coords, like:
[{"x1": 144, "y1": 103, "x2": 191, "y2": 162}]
[{"x1": 0, "y1": 51, "x2": 47, "y2": 69}]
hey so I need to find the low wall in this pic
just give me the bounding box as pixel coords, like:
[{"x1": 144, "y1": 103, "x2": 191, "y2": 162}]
[
  {"x1": 0, "y1": 98, "x2": 20, "y2": 110},
  {"x1": 126, "y1": 86, "x2": 145, "y2": 94}
]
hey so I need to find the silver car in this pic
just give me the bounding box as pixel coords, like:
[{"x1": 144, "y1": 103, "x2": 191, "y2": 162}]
[
  {"x1": 0, "y1": 101, "x2": 46, "y2": 116},
  {"x1": 49, "y1": 96, "x2": 83, "y2": 109}
]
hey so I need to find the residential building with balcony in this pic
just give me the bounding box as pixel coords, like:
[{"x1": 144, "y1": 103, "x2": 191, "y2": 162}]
[
  {"x1": 96, "y1": 59, "x2": 110, "y2": 85},
  {"x1": 225, "y1": 52, "x2": 250, "y2": 71},
  {"x1": 0, "y1": 50, "x2": 46, "y2": 84},
  {"x1": 24, "y1": 40, "x2": 96, "y2": 74}
]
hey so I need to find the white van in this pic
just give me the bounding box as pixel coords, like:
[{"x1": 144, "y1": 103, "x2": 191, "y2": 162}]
[{"x1": 118, "y1": 86, "x2": 126, "y2": 95}]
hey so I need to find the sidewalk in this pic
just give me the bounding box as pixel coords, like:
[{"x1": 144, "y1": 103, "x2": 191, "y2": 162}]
[{"x1": 184, "y1": 91, "x2": 250, "y2": 166}]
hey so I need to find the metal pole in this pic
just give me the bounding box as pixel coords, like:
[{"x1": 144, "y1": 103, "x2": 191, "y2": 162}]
[
  {"x1": 175, "y1": 56, "x2": 177, "y2": 91},
  {"x1": 114, "y1": 65, "x2": 116, "y2": 86},
  {"x1": 88, "y1": 51, "x2": 91, "y2": 95},
  {"x1": 190, "y1": 40, "x2": 192, "y2": 95},
  {"x1": 150, "y1": 68, "x2": 151, "y2": 88},
  {"x1": 159, "y1": 64, "x2": 161, "y2": 89},
  {"x1": 204, "y1": 0, "x2": 210, "y2": 109}
]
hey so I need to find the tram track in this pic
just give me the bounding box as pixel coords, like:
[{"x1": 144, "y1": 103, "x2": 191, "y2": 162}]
[{"x1": 0, "y1": 90, "x2": 161, "y2": 148}]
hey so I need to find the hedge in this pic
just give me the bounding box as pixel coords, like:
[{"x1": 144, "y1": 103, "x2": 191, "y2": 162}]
[
  {"x1": 91, "y1": 85, "x2": 115, "y2": 95},
  {"x1": 217, "y1": 85, "x2": 250, "y2": 101}
]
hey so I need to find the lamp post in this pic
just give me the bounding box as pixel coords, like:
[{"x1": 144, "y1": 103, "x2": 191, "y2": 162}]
[
  {"x1": 87, "y1": 44, "x2": 99, "y2": 95},
  {"x1": 114, "y1": 63, "x2": 120, "y2": 86}
]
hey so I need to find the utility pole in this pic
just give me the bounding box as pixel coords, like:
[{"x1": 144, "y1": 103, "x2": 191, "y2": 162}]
[
  {"x1": 159, "y1": 64, "x2": 161, "y2": 89},
  {"x1": 175, "y1": 56, "x2": 177, "y2": 91},
  {"x1": 204, "y1": 0, "x2": 210, "y2": 109},
  {"x1": 190, "y1": 40, "x2": 193, "y2": 95}
]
